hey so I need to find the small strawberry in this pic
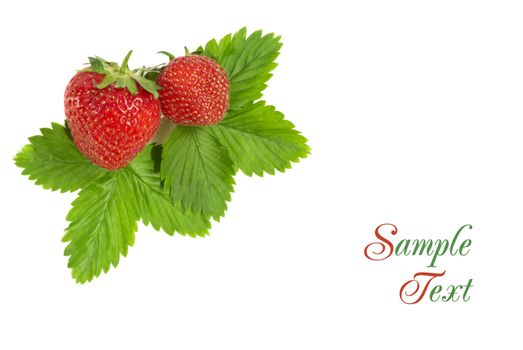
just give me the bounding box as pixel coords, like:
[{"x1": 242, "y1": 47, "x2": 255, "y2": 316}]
[
  {"x1": 64, "y1": 51, "x2": 161, "y2": 170},
  {"x1": 157, "y1": 55, "x2": 229, "y2": 125}
]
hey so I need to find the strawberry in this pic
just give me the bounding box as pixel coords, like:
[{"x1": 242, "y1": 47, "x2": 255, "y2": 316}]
[
  {"x1": 157, "y1": 55, "x2": 229, "y2": 125},
  {"x1": 64, "y1": 51, "x2": 161, "y2": 170}
]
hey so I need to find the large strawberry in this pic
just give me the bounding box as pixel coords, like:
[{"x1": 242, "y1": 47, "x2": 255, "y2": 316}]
[
  {"x1": 64, "y1": 51, "x2": 161, "y2": 170},
  {"x1": 157, "y1": 55, "x2": 229, "y2": 126}
]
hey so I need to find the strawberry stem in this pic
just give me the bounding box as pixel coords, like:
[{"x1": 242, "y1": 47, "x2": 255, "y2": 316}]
[{"x1": 119, "y1": 50, "x2": 133, "y2": 74}]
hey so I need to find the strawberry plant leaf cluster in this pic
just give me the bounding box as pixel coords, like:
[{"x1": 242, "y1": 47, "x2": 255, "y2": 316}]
[{"x1": 15, "y1": 28, "x2": 310, "y2": 283}]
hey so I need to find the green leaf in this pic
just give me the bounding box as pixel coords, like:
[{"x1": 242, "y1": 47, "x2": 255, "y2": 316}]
[
  {"x1": 14, "y1": 123, "x2": 107, "y2": 192},
  {"x1": 62, "y1": 171, "x2": 139, "y2": 283},
  {"x1": 161, "y1": 126, "x2": 235, "y2": 220},
  {"x1": 126, "y1": 145, "x2": 211, "y2": 237},
  {"x1": 61, "y1": 144, "x2": 212, "y2": 283},
  {"x1": 210, "y1": 101, "x2": 310, "y2": 176},
  {"x1": 202, "y1": 28, "x2": 282, "y2": 110}
]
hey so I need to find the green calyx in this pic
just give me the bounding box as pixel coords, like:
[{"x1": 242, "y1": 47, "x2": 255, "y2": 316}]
[
  {"x1": 85, "y1": 50, "x2": 161, "y2": 99},
  {"x1": 157, "y1": 46, "x2": 204, "y2": 61},
  {"x1": 157, "y1": 51, "x2": 175, "y2": 60}
]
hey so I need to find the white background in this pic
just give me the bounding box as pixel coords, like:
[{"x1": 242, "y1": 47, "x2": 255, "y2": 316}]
[{"x1": 1, "y1": 0, "x2": 522, "y2": 348}]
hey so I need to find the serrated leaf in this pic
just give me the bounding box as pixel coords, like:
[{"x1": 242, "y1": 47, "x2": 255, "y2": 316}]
[
  {"x1": 59, "y1": 143, "x2": 212, "y2": 283},
  {"x1": 14, "y1": 123, "x2": 107, "y2": 192},
  {"x1": 210, "y1": 101, "x2": 310, "y2": 176},
  {"x1": 62, "y1": 171, "x2": 139, "y2": 283},
  {"x1": 161, "y1": 126, "x2": 235, "y2": 220},
  {"x1": 126, "y1": 145, "x2": 211, "y2": 236},
  {"x1": 202, "y1": 28, "x2": 282, "y2": 110}
]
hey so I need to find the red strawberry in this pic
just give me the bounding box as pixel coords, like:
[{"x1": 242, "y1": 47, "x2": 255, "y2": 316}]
[
  {"x1": 64, "y1": 52, "x2": 161, "y2": 170},
  {"x1": 157, "y1": 55, "x2": 229, "y2": 125}
]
